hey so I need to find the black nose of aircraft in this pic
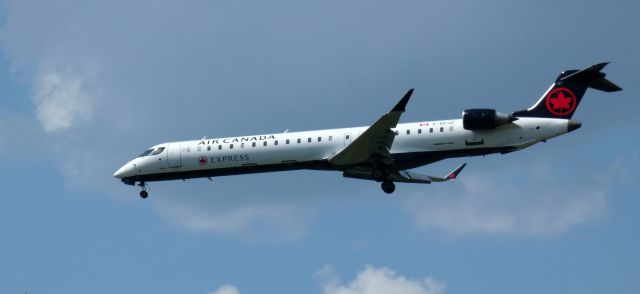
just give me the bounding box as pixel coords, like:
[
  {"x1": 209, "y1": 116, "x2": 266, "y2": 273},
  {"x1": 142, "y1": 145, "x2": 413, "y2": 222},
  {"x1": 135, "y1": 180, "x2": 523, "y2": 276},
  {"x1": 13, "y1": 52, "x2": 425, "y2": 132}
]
[{"x1": 568, "y1": 120, "x2": 582, "y2": 133}]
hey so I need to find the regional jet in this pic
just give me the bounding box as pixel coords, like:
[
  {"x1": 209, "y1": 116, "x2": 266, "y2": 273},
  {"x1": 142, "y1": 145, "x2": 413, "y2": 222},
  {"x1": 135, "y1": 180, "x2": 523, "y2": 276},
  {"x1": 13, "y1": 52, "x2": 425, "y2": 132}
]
[{"x1": 114, "y1": 63, "x2": 621, "y2": 198}]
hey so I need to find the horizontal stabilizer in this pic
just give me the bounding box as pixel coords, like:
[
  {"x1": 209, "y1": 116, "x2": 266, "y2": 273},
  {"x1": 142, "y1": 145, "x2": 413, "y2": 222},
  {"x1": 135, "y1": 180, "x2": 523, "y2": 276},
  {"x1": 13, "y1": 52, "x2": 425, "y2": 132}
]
[
  {"x1": 561, "y1": 62, "x2": 622, "y2": 92},
  {"x1": 589, "y1": 76, "x2": 622, "y2": 92}
]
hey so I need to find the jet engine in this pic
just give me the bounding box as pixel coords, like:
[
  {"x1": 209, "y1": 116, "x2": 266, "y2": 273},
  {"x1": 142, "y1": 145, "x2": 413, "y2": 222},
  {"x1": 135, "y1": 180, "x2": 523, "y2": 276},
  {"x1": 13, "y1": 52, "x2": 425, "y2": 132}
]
[{"x1": 462, "y1": 108, "x2": 517, "y2": 130}]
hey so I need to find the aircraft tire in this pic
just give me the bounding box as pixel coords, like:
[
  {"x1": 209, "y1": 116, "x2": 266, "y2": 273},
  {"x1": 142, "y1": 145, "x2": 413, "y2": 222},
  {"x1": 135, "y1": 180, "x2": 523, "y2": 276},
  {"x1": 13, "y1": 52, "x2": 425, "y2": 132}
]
[
  {"x1": 381, "y1": 180, "x2": 395, "y2": 194},
  {"x1": 139, "y1": 190, "x2": 149, "y2": 199}
]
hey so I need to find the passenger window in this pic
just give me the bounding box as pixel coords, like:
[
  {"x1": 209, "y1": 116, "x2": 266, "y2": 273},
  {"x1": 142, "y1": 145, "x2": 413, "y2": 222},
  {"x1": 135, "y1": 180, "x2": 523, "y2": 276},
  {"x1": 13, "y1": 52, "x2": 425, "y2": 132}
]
[
  {"x1": 346, "y1": 135, "x2": 350, "y2": 140},
  {"x1": 406, "y1": 130, "x2": 410, "y2": 135},
  {"x1": 440, "y1": 127, "x2": 444, "y2": 132},
  {"x1": 230, "y1": 144, "x2": 234, "y2": 149},
  {"x1": 286, "y1": 139, "x2": 290, "y2": 144},
  {"x1": 429, "y1": 128, "x2": 433, "y2": 133},
  {"x1": 197, "y1": 146, "x2": 202, "y2": 152},
  {"x1": 297, "y1": 138, "x2": 301, "y2": 143},
  {"x1": 449, "y1": 126, "x2": 454, "y2": 131},
  {"x1": 252, "y1": 142, "x2": 256, "y2": 147},
  {"x1": 139, "y1": 148, "x2": 154, "y2": 157},
  {"x1": 218, "y1": 145, "x2": 222, "y2": 150},
  {"x1": 263, "y1": 141, "x2": 267, "y2": 146},
  {"x1": 318, "y1": 137, "x2": 321, "y2": 142},
  {"x1": 241, "y1": 143, "x2": 245, "y2": 148},
  {"x1": 151, "y1": 147, "x2": 165, "y2": 155},
  {"x1": 418, "y1": 129, "x2": 422, "y2": 134},
  {"x1": 275, "y1": 140, "x2": 278, "y2": 145},
  {"x1": 308, "y1": 138, "x2": 311, "y2": 143},
  {"x1": 207, "y1": 146, "x2": 211, "y2": 151},
  {"x1": 394, "y1": 130, "x2": 399, "y2": 136},
  {"x1": 329, "y1": 136, "x2": 333, "y2": 141}
]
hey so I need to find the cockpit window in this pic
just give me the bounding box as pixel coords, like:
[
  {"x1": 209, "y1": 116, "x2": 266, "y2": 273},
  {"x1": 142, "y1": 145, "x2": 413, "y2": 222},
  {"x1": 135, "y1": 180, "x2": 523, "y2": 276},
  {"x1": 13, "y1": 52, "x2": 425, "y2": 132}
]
[
  {"x1": 151, "y1": 147, "x2": 165, "y2": 155},
  {"x1": 139, "y1": 149, "x2": 154, "y2": 157}
]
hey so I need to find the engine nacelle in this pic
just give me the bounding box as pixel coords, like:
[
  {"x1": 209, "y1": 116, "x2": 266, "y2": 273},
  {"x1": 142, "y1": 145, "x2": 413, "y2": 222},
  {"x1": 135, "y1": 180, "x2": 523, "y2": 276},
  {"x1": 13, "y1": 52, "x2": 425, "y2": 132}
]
[{"x1": 462, "y1": 108, "x2": 517, "y2": 130}]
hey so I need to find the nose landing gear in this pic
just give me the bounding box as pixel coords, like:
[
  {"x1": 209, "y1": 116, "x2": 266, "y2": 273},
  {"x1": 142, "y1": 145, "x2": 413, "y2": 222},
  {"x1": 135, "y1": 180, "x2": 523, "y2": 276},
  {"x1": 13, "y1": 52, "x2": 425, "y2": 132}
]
[
  {"x1": 381, "y1": 180, "x2": 395, "y2": 194},
  {"x1": 138, "y1": 182, "x2": 149, "y2": 199}
]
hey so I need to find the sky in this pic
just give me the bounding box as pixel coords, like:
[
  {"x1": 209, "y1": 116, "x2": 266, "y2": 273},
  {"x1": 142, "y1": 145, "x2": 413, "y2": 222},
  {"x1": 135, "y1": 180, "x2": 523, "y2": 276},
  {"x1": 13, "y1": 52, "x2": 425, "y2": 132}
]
[{"x1": 0, "y1": 0, "x2": 639, "y2": 293}]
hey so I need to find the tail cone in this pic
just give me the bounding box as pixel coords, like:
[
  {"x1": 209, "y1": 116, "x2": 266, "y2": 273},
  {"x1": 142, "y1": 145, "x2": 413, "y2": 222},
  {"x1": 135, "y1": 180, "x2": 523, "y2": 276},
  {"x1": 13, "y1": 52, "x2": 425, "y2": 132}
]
[{"x1": 568, "y1": 120, "x2": 582, "y2": 133}]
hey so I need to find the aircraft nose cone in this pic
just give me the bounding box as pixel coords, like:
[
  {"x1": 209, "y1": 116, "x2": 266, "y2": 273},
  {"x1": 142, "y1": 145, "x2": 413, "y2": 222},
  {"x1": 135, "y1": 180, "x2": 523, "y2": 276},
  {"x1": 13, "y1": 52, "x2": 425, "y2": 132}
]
[
  {"x1": 113, "y1": 164, "x2": 132, "y2": 179},
  {"x1": 567, "y1": 120, "x2": 582, "y2": 133}
]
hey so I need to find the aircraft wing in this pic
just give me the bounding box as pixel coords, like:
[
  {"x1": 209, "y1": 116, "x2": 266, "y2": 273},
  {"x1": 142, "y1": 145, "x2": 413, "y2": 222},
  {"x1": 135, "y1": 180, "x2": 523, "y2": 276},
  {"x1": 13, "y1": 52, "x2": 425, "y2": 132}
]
[
  {"x1": 328, "y1": 89, "x2": 414, "y2": 166},
  {"x1": 343, "y1": 163, "x2": 467, "y2": 184}
]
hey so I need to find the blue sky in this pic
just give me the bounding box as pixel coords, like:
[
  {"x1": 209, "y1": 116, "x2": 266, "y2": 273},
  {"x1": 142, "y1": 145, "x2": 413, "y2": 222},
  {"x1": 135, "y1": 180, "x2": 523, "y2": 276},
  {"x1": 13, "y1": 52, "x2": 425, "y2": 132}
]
[{"x1": 1, "y1": 0, "x2": 639, "y2": 293}]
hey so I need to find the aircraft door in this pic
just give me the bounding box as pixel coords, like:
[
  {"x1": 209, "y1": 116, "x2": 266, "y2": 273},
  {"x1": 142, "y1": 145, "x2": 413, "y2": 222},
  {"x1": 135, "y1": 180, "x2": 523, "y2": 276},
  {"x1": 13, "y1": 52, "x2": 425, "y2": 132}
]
[
  {"x1": 167, "y1": 142, "x2": 182, "y2": 168},
  {"x1": 344, "y1": 132, "x2": 352, "y2": 147}
]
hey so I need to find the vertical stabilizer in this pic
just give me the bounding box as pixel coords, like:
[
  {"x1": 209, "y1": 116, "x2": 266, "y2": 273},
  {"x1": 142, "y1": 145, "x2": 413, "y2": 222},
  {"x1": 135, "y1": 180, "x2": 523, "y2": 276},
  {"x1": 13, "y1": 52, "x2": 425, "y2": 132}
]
[{"x1": 513, "y1": 62, "x2": 622, "y2": 119}]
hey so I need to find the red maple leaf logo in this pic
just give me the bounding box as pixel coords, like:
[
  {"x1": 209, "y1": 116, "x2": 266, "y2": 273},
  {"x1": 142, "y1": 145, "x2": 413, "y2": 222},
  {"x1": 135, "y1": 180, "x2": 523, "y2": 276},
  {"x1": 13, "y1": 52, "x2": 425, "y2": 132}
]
[
  {"x1": 550, "y1": 91, "x2": 572, "y2": 110},
  {"x1": 198, "y1": 156, "x2": 208, "y2": 166},
  {"x1": 545, "y1": 88, "x2": 577, "y2": 116}
]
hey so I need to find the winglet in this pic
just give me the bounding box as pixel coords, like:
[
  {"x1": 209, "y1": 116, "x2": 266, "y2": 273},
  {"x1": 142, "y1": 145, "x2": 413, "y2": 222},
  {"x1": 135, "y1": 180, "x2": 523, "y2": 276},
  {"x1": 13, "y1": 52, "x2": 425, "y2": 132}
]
[
  {"x1": 426, "y1": 163, "x2": 467, "y2": 182},
  {"x1": 391, "y1": 89, "x2": 414, "y2": 112},
  {"x1": 445, "y1": 163, "x2": 467, "y2": 180}
]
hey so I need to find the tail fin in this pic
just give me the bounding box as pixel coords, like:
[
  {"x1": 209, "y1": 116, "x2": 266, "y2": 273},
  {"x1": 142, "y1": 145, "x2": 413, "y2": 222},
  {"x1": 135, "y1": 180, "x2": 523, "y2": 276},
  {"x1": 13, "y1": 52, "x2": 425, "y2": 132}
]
[{"x1": 513, "y1": 62, "x2": 622, "y2": 119}]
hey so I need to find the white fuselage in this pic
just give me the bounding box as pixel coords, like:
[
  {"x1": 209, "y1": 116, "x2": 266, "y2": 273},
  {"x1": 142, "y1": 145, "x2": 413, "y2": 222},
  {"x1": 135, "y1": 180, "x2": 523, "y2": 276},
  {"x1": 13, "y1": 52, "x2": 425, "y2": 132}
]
[{"x1": 113, "y1": 117, "x2": 571, "y2": 182}]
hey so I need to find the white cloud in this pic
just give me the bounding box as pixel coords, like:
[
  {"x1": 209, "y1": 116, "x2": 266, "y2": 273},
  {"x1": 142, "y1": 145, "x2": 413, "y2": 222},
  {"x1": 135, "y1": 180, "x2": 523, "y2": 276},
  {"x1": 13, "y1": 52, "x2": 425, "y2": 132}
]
[
  {"x1": 316, "y1": 265, "x2": 446, "y2": 294},
  {"x1": 32, "y1": 70, "x2": 95, "y2": 132},
  {"x1": 402, "y1": 163, "x2": 607, "y2": 236},
  {"x1": 209, "y1": 284, "x2": 239, "y2": 294}
]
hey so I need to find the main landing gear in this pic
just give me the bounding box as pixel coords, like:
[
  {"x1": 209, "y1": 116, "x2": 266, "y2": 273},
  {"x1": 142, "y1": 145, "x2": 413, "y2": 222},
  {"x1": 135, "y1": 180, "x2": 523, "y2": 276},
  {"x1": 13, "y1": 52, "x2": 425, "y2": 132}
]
[
  {"x1": 372, "y1": 168, "x2": 385, "y2": 182},
  {"x1": 381, "y1": 180, "x2": 395, "y2": 194},
  {"x1": 371, "y1": 164, "x2": 395, "y2": 194},
  {"x1": 138, "y1": 182, "x2": 148, "y2": 199}
]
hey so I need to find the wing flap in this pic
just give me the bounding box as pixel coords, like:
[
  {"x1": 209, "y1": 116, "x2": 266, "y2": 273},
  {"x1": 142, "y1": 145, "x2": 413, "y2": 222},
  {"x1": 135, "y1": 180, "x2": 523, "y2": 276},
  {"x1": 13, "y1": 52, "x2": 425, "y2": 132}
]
[{"x1": 343, "y1": 163, "x2": 467, "y2": 184}]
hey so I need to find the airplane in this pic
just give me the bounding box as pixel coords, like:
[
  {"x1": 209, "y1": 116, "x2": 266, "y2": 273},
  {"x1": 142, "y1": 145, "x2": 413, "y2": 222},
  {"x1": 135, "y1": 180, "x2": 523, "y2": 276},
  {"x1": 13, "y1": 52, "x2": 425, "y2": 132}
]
[{"x1": 114, "y1": 62, "x2": 621, "y2": 198}]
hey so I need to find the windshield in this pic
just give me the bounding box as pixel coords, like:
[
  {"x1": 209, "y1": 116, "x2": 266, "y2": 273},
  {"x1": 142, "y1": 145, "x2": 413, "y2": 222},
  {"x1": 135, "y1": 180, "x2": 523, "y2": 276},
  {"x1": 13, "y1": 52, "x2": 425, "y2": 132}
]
[
  {"x1": 139, "y1": 147, "x2": 165, "y2": 157},
  {"x1": 151, "y1": 147, "x2": 165, "y2": 155},
  {"x1": 139, "y1": 148, "x2": 154, "y2": 157}
]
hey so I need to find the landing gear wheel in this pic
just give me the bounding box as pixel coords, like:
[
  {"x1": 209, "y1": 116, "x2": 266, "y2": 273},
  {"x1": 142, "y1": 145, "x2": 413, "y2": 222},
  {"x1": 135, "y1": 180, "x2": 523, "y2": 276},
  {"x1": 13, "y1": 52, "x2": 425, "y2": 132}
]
[
  {"x1": 372, "y1": 168, "x2": 384, "y2": 182},
  {"x1": 381, "y1": 180, "x2": 395, "y2": 194},
  {"x1": 138, "y1": 181, "x2": 148, "y2": 199}
]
